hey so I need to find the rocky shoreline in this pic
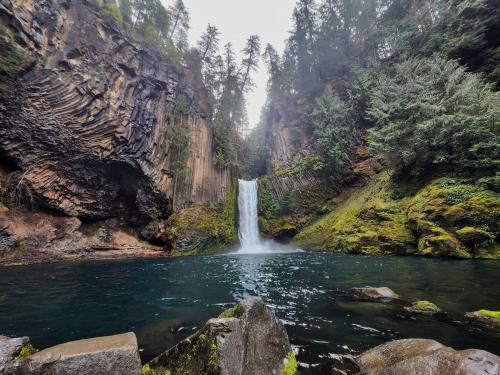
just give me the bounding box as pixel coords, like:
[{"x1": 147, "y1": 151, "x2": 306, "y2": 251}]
[{"x1": 1, "y1": 297, "x2": 499, "y2": 375}]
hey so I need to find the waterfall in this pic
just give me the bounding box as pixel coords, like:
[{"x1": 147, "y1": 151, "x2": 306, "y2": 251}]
[
  {"x1": 235, "y1": 179, "x2": 299, "y2": 254},
  {"x1": 237, "y1": 179, "x2": 262, "y2": 252}
]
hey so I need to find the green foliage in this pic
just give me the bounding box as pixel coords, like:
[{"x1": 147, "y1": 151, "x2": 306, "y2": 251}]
[
  {"x1": 311, "y1": 95, "x2": 356, "y2": 175},
  {"x1": 289, "y1": 154, "x2": 306, "y2": 178},
  {"x1": 280, "y1": 191, "x2": 295, "y2": 215},
  {"x1": 165, "y1": 116, "x2": 191, "y2": 179},
  {"x1": 168, "y1": 180, "x2": 238, "y2": 255},
  {"x1": 258, "y1": 177, "x2": 280, "y2": 220},
  {"x1": 367, "y1": 56, "x2": 499, "y2": 177},
  {"x1": 0, "y1": 27, "x2": 29, "y2": 76},
  {"x1": 104, "y1": 3, "x2": 123, "y2": 25}
]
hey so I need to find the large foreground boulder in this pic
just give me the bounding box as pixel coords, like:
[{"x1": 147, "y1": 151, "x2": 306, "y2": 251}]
[
  {"x1": 355, "y1": 339, "x2": 500, "y2": 375},
  {"x1": 145, "y1": 297, "x2": 296, "y2": 375},
  {"x1": 2, "y1": 332, "x2": 141, "y2": 375}
]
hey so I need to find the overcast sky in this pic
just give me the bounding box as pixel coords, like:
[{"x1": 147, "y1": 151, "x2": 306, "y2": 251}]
[{"x1": 181, "y1": 0, "x2": 297, "y2": 129}]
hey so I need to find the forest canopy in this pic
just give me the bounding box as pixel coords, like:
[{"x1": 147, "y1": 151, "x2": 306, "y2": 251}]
[
  {"x1": 245, "y1": 0, "x2": 499, "y2": 185},
  {"x1": 96, "y1": 0, "x2": 262, "y2": 170}
]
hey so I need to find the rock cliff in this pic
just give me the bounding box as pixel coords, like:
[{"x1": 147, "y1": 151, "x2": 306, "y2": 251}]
[{"x1": 0, "y1": 0, "x2": 231, "y2": 257}]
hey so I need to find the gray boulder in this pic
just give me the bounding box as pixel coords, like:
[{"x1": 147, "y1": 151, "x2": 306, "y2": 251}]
[
  {"x1": 0, "y1": 336, "x2": 30, "y2": 371},
  {"x1": 465, "y1": 310, "x2": 500, "y2": 329},
  {"x1": 146, "y1": 297, "x2": 296, "y2": 375},
  {"x1": 355, "y1": 339, "x2": 500, "y2": 375},
  {"x1": 3, "y1": 332, "x2": 141, "y2": 375},
  {"x1": 350, "y1": 287, "x2": 401, "y2": 301},
  {"x1": 404, "y1": 300, "x2": 442, "y2": 316}
]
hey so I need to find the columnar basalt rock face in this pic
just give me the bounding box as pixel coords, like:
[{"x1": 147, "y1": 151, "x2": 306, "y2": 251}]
[{"x1": 0, "y1": 0, "x2": 229, "y2": 225}]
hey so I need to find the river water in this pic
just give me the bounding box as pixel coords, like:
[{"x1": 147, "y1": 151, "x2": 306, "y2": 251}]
[
  {"x1": 0, "y1": 180, "x2": 499, "y2": 371},
  {"x1": 0, "y1": 254, "x2": 499, "y2": 370}
]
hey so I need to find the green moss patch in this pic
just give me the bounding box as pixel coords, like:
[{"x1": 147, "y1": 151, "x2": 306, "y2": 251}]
[
  {"x1": 15, "y1": 343, "x2": 36, "y2": 360},
  {"x1": 218, "y1": 303, "x2": 243, "y2": 319},
  {"x1": 279, "y1": 351, "x2": 298, "y2": 375},
  {"x1": 294, "y1": 173, "x2": 500, "y2": 259},
  {"x1": 146, "y1": 324, "x2": 222, "y2": 375},
  {"x1": 167, "y1": 180, "x2": 238, "y2": 256},
  {"x1": 408, "y1": 178, "x2": 499, "y2": 258},
  {"x1": 294, "y1": 171, "x2": 413, "y2": 255},
  {"x1": 0, "y1": 26, "x2": 31, "y2": 77},
  {"x1": 478, "y1": 310, "x2": 500, "y2": 320}
]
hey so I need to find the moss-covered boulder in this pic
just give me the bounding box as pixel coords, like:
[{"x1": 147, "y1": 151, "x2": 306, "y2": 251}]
[
  {"x1": 404, "y1": 300, "x2": 442, "y2": 316},
  {"x1": 355, "y1": 339, "x2": 500, "y2": 375},
  {"x1": 294, "y1": 172, "x2": 500, "y2": 259},
  {"x1": 166, "y1": 182, "x2": 238, "y2": 256},
  {"x1": 146, "y1": 297, "x2": 296, "y2": 375},
  {"x1": 294, "y1": 172, "x2": 414, "y2": 255},
  {"x1": 407, "y1": 178, "x2": 499, "y2": 259},
  {"x1": 465, "y1": 310, "x2": 500, "y2": 329}
]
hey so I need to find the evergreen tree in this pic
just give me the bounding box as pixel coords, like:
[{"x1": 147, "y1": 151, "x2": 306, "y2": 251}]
[{"x1": 367, "y1": 55, "x2": 499, "y2": 177}]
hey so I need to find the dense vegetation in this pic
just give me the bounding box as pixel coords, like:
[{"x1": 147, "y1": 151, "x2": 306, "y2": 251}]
[
  {"x1": 245, "y1": 0, "x2": 499, "y2": 186},
  {"x1": 98, "y1": 0, "x2": 261, "y2": 170}
]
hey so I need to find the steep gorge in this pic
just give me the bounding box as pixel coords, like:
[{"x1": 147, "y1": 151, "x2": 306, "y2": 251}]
[{"x1": 0, "y1": 0, "x2": 233, "y2": 261}]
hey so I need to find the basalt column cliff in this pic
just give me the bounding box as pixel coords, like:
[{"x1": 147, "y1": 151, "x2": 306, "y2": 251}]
[{"x1": 0, "y1": 0, "x2": 233, "y2": 261}]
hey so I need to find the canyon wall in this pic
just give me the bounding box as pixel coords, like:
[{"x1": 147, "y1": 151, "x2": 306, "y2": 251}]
[
  {"x1": 0, "y1": 0, "x2": 230, "y2": 259},
  {"x1": 0, "y1": 0, "x2": 230, "y2": 217}
]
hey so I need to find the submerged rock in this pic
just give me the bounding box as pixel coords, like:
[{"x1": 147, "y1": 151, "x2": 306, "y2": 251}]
[
  {"x1": 355, "y1": 338, "x2": 500, "y2": 375},
  {"x1": 146, "y1": 297, "x2": 296, "y2": 375},
  {"x1": 3, "y1": 332, "x2": 141, "y2": 375},
  {"x1": 465, "y1": 310, "x2": 500, "y2": 329},
  {"x1": 404, "y1": 300, "x2": 442, "y2": 316},
  {"x1": 350, "y1": 287, "x2": 400, "y2": 302}
]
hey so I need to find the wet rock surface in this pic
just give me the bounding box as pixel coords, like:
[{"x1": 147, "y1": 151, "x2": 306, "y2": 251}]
[
  {"x1": 0, "y1": 336, "x2": 29, "y2": 371},
  {"x1": 404, "y1": 300, "x2": 442, "y2": 316},
  {"x1": 146, "y1": 297, "x2": 295, "y2": 375},
  {"x1": 2, "y1": 332, "x2": 141, "y2": 375},
  {"x1": 355, "y1": 338, "x2": 500, "y2": 375},
  {"x1": 465, "y1": 310, "x2": 500, "y2": 329},
  {"x1": 350, "y1": 287, "x2": 401, "y2": 302}
]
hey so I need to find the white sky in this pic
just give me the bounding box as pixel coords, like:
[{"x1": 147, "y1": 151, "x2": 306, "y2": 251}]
[{"x1": 180, "y1": 0, "x2": 297, "y2": 129}]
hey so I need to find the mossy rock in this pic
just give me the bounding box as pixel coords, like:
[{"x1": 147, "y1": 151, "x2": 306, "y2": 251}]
[
  {"x1": 405, "y1": 300, "x2": 442, "y2": 316},
  {"x1": 294, "y1": 171, "x2": 414, "y2": 255},
  {"x1": 408, "y1": 178, "x2": 499, "y2": 259},
  {"x1": 294, "y1": 173, "x2": 500, "y2": 259},
  {"x1": 146, "y1": 298, "x2": 293, "y2": 375},
  {"x1": 167, "y1": 181, "x2": 238, "y2": 256},
  {"x1": 279, "y1": 351, "x2": 298, "y2": 375},
  {"x1": 465, "y1": 310, "x2": 500, "y2": 329}
]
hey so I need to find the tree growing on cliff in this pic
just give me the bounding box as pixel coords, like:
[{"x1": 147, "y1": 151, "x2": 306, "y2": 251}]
[
  {"x1": 168, "y1": 0, "x2": 190, "y2": 51},
  {"x1": 367, "y1": 55, "x2": 500, "y2": 177},
  {"x1": 312, "y1": 95, "x2": 356, "y2": 176}
]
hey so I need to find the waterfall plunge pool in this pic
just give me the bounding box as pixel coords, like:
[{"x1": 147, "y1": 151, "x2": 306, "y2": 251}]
[{"x1": 0, "y1": 253, "x2": 499, "y2": 373}]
